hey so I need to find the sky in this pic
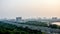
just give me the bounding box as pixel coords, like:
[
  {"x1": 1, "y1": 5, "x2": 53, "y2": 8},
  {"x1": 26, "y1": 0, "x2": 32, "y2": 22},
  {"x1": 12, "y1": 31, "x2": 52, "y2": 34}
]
[{"x1": 0, "y1": 0, "x2": 60, "y2": 19}]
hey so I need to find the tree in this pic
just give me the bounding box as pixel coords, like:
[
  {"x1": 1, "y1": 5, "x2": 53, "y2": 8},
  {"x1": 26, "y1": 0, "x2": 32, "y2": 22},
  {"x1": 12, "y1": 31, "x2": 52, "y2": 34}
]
[{"x1": 49, "y1": 24, "x2": 58, "y2": 29}]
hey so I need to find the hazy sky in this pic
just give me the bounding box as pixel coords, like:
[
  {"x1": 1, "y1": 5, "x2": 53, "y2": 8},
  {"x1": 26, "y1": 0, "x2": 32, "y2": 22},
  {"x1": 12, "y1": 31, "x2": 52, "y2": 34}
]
[{"x1": 0, "y1": 0, "x2": 60, "y2": 19}]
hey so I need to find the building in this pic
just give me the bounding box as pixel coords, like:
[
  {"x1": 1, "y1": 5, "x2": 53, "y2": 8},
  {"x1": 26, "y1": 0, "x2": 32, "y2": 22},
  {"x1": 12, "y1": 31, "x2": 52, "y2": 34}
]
[
  {"x1": 52, "y1": 17, "x2": 57, "y2": 20},
  {"x1": 16, "y1": 17, "x2": 22, "y2": 22}
]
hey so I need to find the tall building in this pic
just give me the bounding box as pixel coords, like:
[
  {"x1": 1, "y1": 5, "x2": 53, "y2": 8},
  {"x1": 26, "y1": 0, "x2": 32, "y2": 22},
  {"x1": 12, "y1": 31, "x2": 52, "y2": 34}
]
[
  {"x1": 52, "y1": 17, "x2": 57, "y2": 19},
  {"x1": 16, "y1": 17, "x2": 22, "y2": 22}
]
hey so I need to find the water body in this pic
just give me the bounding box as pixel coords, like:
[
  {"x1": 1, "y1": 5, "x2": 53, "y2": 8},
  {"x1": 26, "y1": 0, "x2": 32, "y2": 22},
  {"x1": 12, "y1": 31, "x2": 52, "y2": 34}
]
[{"x1": 51, "y1": 22, "x2": 60, "y2": 26}]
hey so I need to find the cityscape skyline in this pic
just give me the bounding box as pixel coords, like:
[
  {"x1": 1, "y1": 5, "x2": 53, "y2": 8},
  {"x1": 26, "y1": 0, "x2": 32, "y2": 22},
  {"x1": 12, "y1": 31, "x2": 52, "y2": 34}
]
[
  {"x1": 0, "y1": 16, "x2": 60, "y2": 19},
  {"x1": 0, "y1": 0, "x2": 60, "y2": 34}
]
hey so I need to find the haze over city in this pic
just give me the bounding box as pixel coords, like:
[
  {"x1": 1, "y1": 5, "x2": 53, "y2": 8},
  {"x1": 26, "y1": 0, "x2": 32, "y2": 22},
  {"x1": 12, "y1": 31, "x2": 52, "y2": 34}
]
[
  {"x1": 0, "y1": 0, "x2": 60, "y2": 34},
  {"x1": 0, "y1": 0, "x2": 60, "y2": 19}
]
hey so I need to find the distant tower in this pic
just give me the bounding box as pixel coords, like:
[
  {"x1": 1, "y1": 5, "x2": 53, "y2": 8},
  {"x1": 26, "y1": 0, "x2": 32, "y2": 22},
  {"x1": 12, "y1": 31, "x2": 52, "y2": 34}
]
[{"x1": 16, "y1": 17, "x2": 22, "y2": 22}]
